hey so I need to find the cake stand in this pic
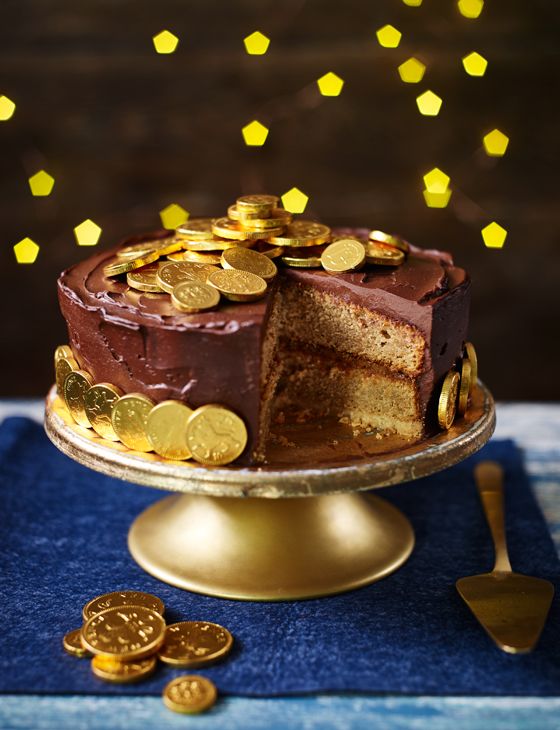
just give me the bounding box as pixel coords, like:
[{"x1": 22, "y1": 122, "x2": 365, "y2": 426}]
[{"x1": 45, "y1": 382, "x2": 495, "y2": 601}]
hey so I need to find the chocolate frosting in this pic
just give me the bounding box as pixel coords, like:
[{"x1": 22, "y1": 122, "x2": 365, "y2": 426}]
[{"x1": 58, "y1": 228, "x2": 470, "y2": 463}]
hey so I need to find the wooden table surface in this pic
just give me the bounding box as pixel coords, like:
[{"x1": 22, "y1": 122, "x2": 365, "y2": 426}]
[{"x1": 1, "y1": 401, "x2": 559, "y2": 729}]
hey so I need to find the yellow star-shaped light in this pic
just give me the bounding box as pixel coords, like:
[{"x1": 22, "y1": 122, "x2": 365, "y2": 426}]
[
  {"x1": 462, "y1": 51, "x2": 487, "y2": 77},
  {"x1": 74, "y1": 219, "x2": 102, "y2": 246},
  {"x1": 398, "y1": 58, "x2": 426, "y2": 84},
  {"x1": 242, "y1": 120, "x2": 269, "y2": 146},
  {"x1": 14, "y1": 238, "x2": 40, "y2": 264},
  {"x1": 317, "y1": 72, "x2": 344, "y2": 97},
  {"x1": 28, "y1": 170, "x2": 55, "y2": 197},
  {"x1": 0, "y1": 95, "x2": 16, "y2": 121},
  {"x1": 458, "y1": 0, "x2": 484, "y2": 18},
  {"x1": 244, "y1": 31, "x2": 270, "y2": 55},
  {"x1": 481, "y1": 222, "x2": 507, "y2": 249},
  {"x1": 376, "y1": 25, "x2": 402, "y2": 49},
  {"x1": 281, "y1": 187, "x2": 308, "y2": 214},
  {"x1": 416, "y1": 90, "x2": 442, "y2": 116},
  {"x1": 152, "y1": 30, "x2": 179, "y2": 54},
  {"x1": 423, "y1": 189, "x2": 452, "y2": 208},
  {"x1": 403, "y1": 0, "x2": 422, "y2": 5},
  {"x1": 423, "y1": 168, "x2": 450, "y2": 193},
  {"x1": 483, "y1": 129, "x2": 509, "y2": 157},
  {"x1": 160, "y1": 203, "x2": 189, "y2": 229}
]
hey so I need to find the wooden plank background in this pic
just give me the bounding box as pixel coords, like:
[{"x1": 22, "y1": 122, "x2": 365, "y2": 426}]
[{"x1": 0, "y1": 0, "x2": 557, "y2": 398}]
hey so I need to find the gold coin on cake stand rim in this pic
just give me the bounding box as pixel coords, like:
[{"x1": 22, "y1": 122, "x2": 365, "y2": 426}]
[
  {"x1": 82, "y1": 590, "x2": 165, "y2": 621},
  {"x1": 181, "y1": 236, "x2": 252, "y2": 252},
  {"x1": 186, "y1": 404, "x2": 248, "y2": 465},
  {"x1": 147, "y1": 400, "x2": 193, "y2": 460},
  {"x1": 171, "y1": 280, "x2": 221, "y2": 313},
  {"x1": 127, "y1": 264, "x2": 163, "y2": 293},
  {"x1": 63, "y1": 628, "x2": 91, "y2": 658},
  {"x1": 221, "y1": 246, "x2": 278, "y2": 282},
  {"x1": 458, "y1": 358, "x2": 472, "y2": 416},
  {"x1": 207, "y1": 269, "x2": 268, "y2": 302},
  {"x1": 56, "y1": 355, "x2": 78, "y2": 395},
  {"x1": 212, "y1": 217, "x2": 283, "y2": 241},
  {"x1": 464, "y1": 342, "x2": 478, "y2": 395},
  {"x1": 438, "y1": 370, "x2": 460, "y2": 430},
  {"x1": 320, "y1": 238, "x2": 366, "y2": 274},
  {"x1": 237, "y1": 210, "x2": 292, "y2": 231},
  {"x1": 63, "y1": 369, "x2": 94, "y2": 428},
  {"x1": 55, "y1": 345, "x2": 73, "y2": 364},
  {"x1": 91, "y1": 654, "x2": 157, "y2": 684},
  {"x1": 181, "y1": 250, "x2": 223, "y2": 265},
  {"x1": 157, "y1": 261, "x2": 218, "y2": 293},
  {"x1": 81, "y1": 604, "x2": 166, "y2": 660},
  {"x1": 84, "y1": 383, "x2": 123, "y2": 441},
  {"x1": 267, "y1": 221, "x2": 331, "y2": 248},
  {"x1": 176, "y1": 218, "x2": 216, "y2": 241},
  {"x1": 111, "y1": 393, "x2": 155, "y2": 452},
  {"x1": 158, "y1": 620, "x2": 233, "y2": 667},
  {"x1": 369, "y1": 229, "x2": 410, "y2": 254},
  {"x1": 364, "y1": 240, "x2": 405, "y2": 266},
  {"x1": 104, "y1": 250, "x2": 160, "y2": 278},
  {"x1": 236, "y1": 194, "x2": 279, "y2": 214},
  {"x1": 163, "y1": 675, "x2": 218, "y2": 714}
]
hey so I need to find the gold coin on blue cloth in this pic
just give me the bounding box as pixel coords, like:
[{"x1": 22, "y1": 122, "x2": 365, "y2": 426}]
[
  {"x1": 163, "y1": 675, "x2": 218, "y2": 714},
  {"x1": 81, "y1": 605, "x2": 166, "y2": 660},
  {"x1": 111, "y1": 393, "x2": 155, "y2": 451},
  {"x1": 63, "y1": 370, "x2": 94, "y2": 428},
  {"x1": 82, "y1": 590, "x2": 165, "y2": 621},
  {"x1": 91, "y1": 655, "x2": 157, "y2": 683},
  {"x1": 84, "y1": 383, "x2": 123, "y2": 440},
  {"x1": 63, "y1": 629, "x2": 91, "y2": 658},
  {"x1": 158, "y1": 621, "x2": 233, "y2": 667},
  {"x1": 146, "y1": 400, "x2": 193, "y2": 460}
]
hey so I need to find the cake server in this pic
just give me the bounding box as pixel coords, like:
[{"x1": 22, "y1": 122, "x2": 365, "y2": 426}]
[{"x1": 456, "y1": 460, "x2": 554, "y2": 653}]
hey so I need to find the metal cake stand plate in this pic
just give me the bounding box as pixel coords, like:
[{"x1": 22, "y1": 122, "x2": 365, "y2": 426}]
[{"x1": 45, "y1": 383, "x2": 495, "y2": 601}]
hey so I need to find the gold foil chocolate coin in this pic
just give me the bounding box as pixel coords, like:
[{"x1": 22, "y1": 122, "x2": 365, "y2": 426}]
[
  {"x1": 55, "y1": 355, "x2": 78, "y2": 396},
  {"x1": 321, "y1": 238, "x2": 366, "y2": 273},
  {"x1": 228, "y1": 204, "x2": 262, "y2": 221},
  {"x1": 163, "y1": 675, "x2": 218, "y2": 714},
  {"x1": 55, "y1": 345, "x2": 73, "y2": 363},
  {"x1": 84, "y1": 383, "x2": 124, "y2": 440},
  {"x1": 369, "y1": 229, "x2": 410, "y2": 253},
  {"x1": 181, "y1": 236, "x2": 246, "y2": 252},
  {"x1": 186, "y1": 404, "x2": 248, "y2": 465},
  {"x1": 458, "y1": 358, "x2": 472, "y2": 416},
  {"x1": 364, "y1": 240, "x2": 405, "y2": 266},
  {"x1": 221, "y1": 247, "x2": 278, "y2": 282},
  {"x1": 438, "y1": 370, "x2": 460, "y2": 430},
  {"x1": 464, "y1": 341, "x2": 478, "y2": 394},
  {"x1": 176, "y1": 218, "x2": 215, "y2": 241},
  {"x1": 207, "y1": 269, "x2": 267, "y2": 302},
  {"x1": 81, "y1": 605, "x2": 166, "y2": 660},
  {"x1": 281, "y1": 246, "x2": 324, "y2": 268},
  {"x1": 239, "y1": 210, "x2": 292, "y2": 231},
  {"x1": 181, "y1": 250, "x2": 223, "y2": 265},
  {"x1": 171, "y1": 281, "x2": 220, "y2": 313},
  {"x1": 111, "y1": 393, "x2": 155, "y2": 452},
  {"x1": 82, "y1": 590, "x2": 165, "y2": 621},
  {"x1": 91, "y1": 655, "x2": 157, "y2": 684},
  {"x1": 63, "y1": 370, "x2": 94, "y2": 428},
  {"x1": 236, "y1": 194, "x2": 278, "y2": 214},
  {"x1": 63, "y1": 629, "x2": 91, "y2": 658},
  {"x1": 104, "y1": 251, "x2": 160, "y2": 278},
  {"x1": 159, "y1": 621, "x2": 233, "y2": 668},
  {"x1": 268, "y1": 221, "x2": 331, "y2": 247},
  {"x1": 127, "y1": 264, "x2": 163, "y2": 293},
  {"x1": 256, "y1": 242, "x2": 284, "y2": 259},
  {"x1": 157, "y1": 261, "x2": 220, "y2": 292},
  {"x1": 117, "y1": 241, "x2": 162, "y2": 260},
  {"x1": 146, "y1": 400, "x2": 193, "y2": 460},
  {"x1": 212, "y1": 217, "x2": 281, "y2": 241}
]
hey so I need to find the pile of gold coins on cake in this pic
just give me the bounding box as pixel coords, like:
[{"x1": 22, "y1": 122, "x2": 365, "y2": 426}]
[
  {"x1": 63, "y1": 589, "x2": 232, "y2": 714},
  {"x1": 437, "y1": 341, "x2": 478, "y2": 430},
  {"x1": 54, "y1": 345, "x2": 248, "y2": 464},
  {"x1": 101, "y1": 193, "x2": 409, "y2": 315}
]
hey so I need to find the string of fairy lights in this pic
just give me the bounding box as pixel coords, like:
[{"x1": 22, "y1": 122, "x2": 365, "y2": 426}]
[{"x1": 4, "y1": 0, "x2": 508, "y2": 264}]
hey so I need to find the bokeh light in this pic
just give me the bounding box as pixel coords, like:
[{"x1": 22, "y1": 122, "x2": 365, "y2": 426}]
[
  {"x1": 317, "y1": 72, "x2": 344, "y2": 97},
  {"x1": 416, "y1": 90, "x2": 442, "y2": 116},
  {"x1": 243, "y1": 31, "x2": 270, "y2": 55},
  {"x1": 376, "y1": 25, "x2": 402, "y2": 49},
  {"x1": 481, "y1": 222, "x2": 507, "y2": 248},
  {"x1": 281, "y1": 188, "x2": 308, "y2": 214},
  {"x1": 458, "y1": 0, "x2": 484, "y2": 19},
  {"x1": 28, "y1": 170, "x2": 55, "y2": 197},
  {"x1": 398, "y1": 58, "x2": 426, "y2": 84},
  {"x1": 462, "y1": 51, "x2": 488, "y2": 77},
  {"x1": 242, "y1": 120, "x2": 269, "y2": 146},
  {"x1": 423, "y1": 168, "x2": 450, "y2": 193},
  {"x1": 152, "y1": 30, "x2": 179, "y2": 54},
  {"x1": 402, "y1": 0, "x2": 422, "y2": 6},
  {"x1": 0, "y1": 95, "x2": 16, "y2": 121},
  {"x1": 159, "y1": 204, "x2": 188, "y2": 229},
  {"x1": 74, "y1": 219, "x2": 102, "y2": 246},
  {"x1": 423, "y1": 189, "x2": 452, "y2": 208},
  {"x1": 483, "y1": 129, "x2": 509, "y2": 157},
  {"x1": 14, "y1": 238, "x2": 39, "y2": 263}
]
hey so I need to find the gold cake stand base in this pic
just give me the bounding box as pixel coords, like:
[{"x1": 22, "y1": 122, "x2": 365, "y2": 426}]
[{"x1": 45, "y1": 382, "x2": 495, "y2": 601}]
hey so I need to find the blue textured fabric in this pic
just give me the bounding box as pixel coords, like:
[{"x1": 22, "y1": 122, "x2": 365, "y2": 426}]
[{"x1": 0, "y1": 417, "x2": 559, "y2": 696}]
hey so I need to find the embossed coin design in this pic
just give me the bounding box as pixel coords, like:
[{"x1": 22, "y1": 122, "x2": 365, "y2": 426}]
[
  {"x1": 159, "y1": 621, "x2": 233, "y2": 667},
  {"x1": 207, "y1": 269, "x2": 267, "y2": 302},
  {"x1": 81, "y1": 605, "x2": 166, "y2": 660},
  {"x1": 82, "y1": 591, "x2": 165, "y2": 621},
  {"x1": 176, "y1": 218, "x2": 216, "y2": 241},
  {"x1": 236, "y1": 193, "x2": 279, "y2": 214},
  {"x1": 127, "y1": 264, "x2": 163, "y2": 293},
  {"x1": 221, "y1": 246, "x2": 278, "y2": 282},
  {"x1": 163, "y1": 675, "x2": 218, "y2": 714},
  {"x1": 157, "y1": 261, "x2": 219, "y2": 293},
  {"x1": 438, "y1": 370, "x2": 460, "y2": 430},
  {"x1": 63, "y1": 629, "x2": 91, "y2": 658},
  {"x1": 368, "y1": 229, "x2": 410, "y2": 253},
  {"x1": 171, "y1": 281, "x2": 220, "y2": 313},
  {"x1": 186, "y1": 404, "x2": 248, "y2": 465},
  {"x1": 267, "y1": 220, "x2": 331, "y2": 247},
  {"x1": 63, "y1": 370, "x2": 94, "y2": 428},
  {"x1": 84, "y1": 383, "x2": 123, "y2": 440},
  {"x1": 91, "y1": 655, "x2": 157, "y2": 684},
  {"x1": 146, "y1": 400, "x2": 193, "y2": 460},
  {"x1": 465, "y1": 342, "x2": 478, "y2": 394},
  {"x1": 55, "y1": 355, "x2": 78, "y2": 396},
  {"x1": 458, "y1": 358, "x2": 472, "y2": 416},
  {"x1": 321, "y1": 238, "x2": 366, "y2": 274},
  {"x1": 111, "y1": 394, "x2": 155, "y2": 452},
  {"x1": 103, "y1": 250, "x2": 160, "y2": 278},
  {"x1": 364, "y1": 240, "x2": 405, "y2": 266}
]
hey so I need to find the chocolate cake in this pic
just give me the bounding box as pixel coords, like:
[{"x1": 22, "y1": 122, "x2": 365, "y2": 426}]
[{"x1": 57, "y1": 225, "x2": 471, "y2": 465}]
